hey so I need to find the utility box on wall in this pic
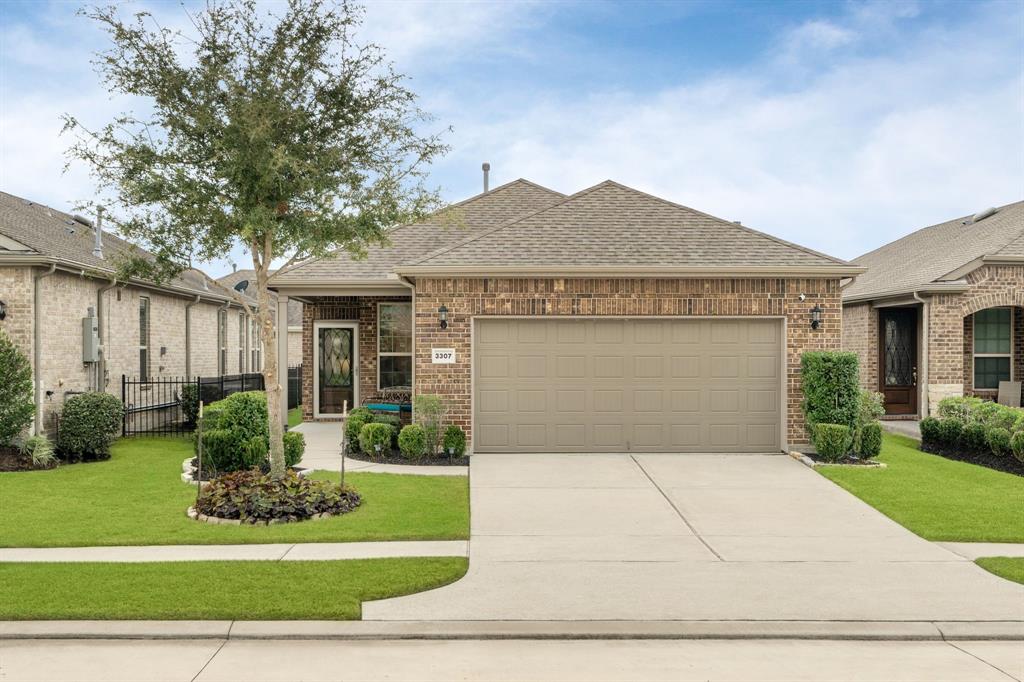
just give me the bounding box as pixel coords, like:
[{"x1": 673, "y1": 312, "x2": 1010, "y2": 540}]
[{"x1": 82, "y1": 307, "x2": 99, "y2": 363}]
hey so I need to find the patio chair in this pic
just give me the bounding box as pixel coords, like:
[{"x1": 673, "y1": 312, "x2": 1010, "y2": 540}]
[{"x1": 997, "y1": 381, "x2": 1022, "y2": 408}]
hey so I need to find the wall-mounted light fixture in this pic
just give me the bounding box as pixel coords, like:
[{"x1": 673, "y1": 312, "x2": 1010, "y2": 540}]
[
  {"x1": 0, "y1": 299, "x2": 6, "y2": 320},
  {"x1": 438, "y1": 305, "x2": 449, "y2": 330},
  {"x1": 810, "y1": 304, "x2": 823, "y2": 330}
]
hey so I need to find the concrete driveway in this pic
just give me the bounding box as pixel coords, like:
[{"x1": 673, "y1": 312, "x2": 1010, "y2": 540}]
[{"x1": 364, "y1": 453, "x2": 1024, "y2": 622}]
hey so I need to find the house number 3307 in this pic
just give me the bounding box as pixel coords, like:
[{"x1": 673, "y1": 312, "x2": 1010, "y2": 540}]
[{"x1": 432, "y1": 348, "x2": 456, "y2": 364}]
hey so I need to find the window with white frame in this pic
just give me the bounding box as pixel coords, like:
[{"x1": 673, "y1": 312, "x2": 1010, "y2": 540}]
[
  {"x1": 218, "y1": 310, "x2": 227, "y2": 375},
  {"x1": 238, "y1": 312, "x2": 246, "y2": 372},
  {"x1": 378, "y1": 302, "x2": 412, "y2": 389},
  {"x1": 973, "y1": 308, "x2": 1012, "y2": 390},
  {"x1": 139, "y1": 297, "x2": 151, "y2": 380},
  {"x1": 250, "y1": 317, "x2": 261, "y2": 371}
]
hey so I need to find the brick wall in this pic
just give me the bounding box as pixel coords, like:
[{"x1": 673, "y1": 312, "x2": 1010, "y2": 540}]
[
  {"x1": 413, "y1": 277, "x2": 843, "y2": 449},
  {"x1": 841, "y1": 302, "x2": 877, "y2": 392},
  {"x1": 0, "y1": 266, "x2": 34, "y2": 364}
]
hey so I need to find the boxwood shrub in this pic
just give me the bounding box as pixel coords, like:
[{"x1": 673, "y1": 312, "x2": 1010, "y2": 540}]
[
  {"x1": 358, "y1": 422, "x2": 393, "y2": 456},
  {"x1": 919, "y1": 416, "x2": 941, "y2": 444},
  {"x1": 1011, "y1": 430, "x2": 1024, "y2": 464},
  {"x1": 398, "y1": 424, "x2": 427, "y2": 460},
  {"x1": 196, "y1": 391, "x2": 305, "y2": 472},
  {"x1": 57, "y1": 392, "x2": 124, "y2": 462},
  {"x1": 443, "y1": 425, "x2": 467, "y2": 457},
  {"x1": 858, "y1": 422, "x2": 883, "y2": 459},
  {"x1": 937, "y1": 417, "x2": 964, "y2": 447},
  {"x1": 986, "y1": 427, "x2": 1012, "y2": 457},
  {"x1": 961, "y1": 422, "x2": 988, "y2": 453},
  {"x1": 813, "y1": 423, "x2": 851, "y2": 462}
]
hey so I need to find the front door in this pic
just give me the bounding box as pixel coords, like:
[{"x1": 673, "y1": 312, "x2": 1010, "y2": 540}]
[
  {"x1": 314, "y1": 322, "x2": 357, "y2": 418},
  {"x1": 878, "y1": 308, "x2": 918, "y2": 415}
]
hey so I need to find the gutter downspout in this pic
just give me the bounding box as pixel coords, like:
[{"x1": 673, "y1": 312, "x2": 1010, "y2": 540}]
[
  {"x1": 184, "y1": 295, "x2": 202, "y2": 378},
  {"x1": 32, "y1": 264, "x2": 56, "y2": 435},
  {"x1": 396, "y1": 274, "x2": 417, "y2": 427},
  {"x1": 96, "y1": 278, "x2": 118, "y2": 392},
  {"x1": 913, "y1": 292, "x2": 930, "y2": 417}
]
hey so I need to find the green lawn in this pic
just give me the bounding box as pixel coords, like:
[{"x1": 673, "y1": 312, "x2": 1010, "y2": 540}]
[
  {"x1": 0, "y1": 558, "x2": 467, "y2": 620},
  {"x1": 975, "y1": 557, "x2": 1024, "y2": 585},
  {"x1": 818, "y1": 433, "x2": 1024, "y2": 542},
  {"x1": 288, "y1": 407, "x2": 302, "y2": 427},
  {"x1": 0, "y1": 437, "x2": 468, "y2": 547}
]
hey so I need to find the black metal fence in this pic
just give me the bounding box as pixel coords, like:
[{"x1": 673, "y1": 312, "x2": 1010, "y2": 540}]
[{"x1": 122, "y1": 372, "x2": 264, "y2": 437}]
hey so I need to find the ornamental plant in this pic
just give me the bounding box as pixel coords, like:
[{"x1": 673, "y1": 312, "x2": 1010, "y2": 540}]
[
  {"x1": 358, "y1": 422, "x2": 393, "y2": 458},
  {"x1": 0, "y1": 329, "x2": 34, "y2": 447},
  {"x1": 398, "y1": 424, "x2": 427, "y2": 461},
  {"x1": 813, "y1": 423, "x2": 851, "y2": 463},
  {"x1": 413, "y1": 394, "x2": 446, "y2": 456},
  {"x1": 442, "y1": 425, "x2": 467, "y2": 458},
  {"x1": 195, "y1": 469, "x2": 360, "y2": 524},
  {"x1": 56, "y1": 392, "x2": 124, "y2": 461},
  {"x1": 801, "y1": 351, "x2": 859, "y2": 454}
]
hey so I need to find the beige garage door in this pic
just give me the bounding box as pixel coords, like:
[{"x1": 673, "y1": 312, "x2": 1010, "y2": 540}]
[{"x1": 474, "y1": 318, "x2": 782, "y2": 453}]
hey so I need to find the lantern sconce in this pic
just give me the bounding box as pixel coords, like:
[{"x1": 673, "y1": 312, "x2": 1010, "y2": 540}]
[
  {"x1": 0, "y1": 299, "x2": 6, "y2": 321},
  {"x1": 810, "y1": 304, "x2": 823, "y2": 330},
  {"x1": 438, "y1": 305, "x2": 448, "y2": 330}
]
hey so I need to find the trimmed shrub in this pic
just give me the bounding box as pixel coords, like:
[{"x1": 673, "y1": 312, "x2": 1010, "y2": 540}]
[
  {"x1": 56, "y1": 392, "x2": 124, "y2": 462},
  {"x1": 358, "y1": 422, "x2": 393, "y2": 456},
  {"x1": 414, "y1": 394, "x2": 446, "y2": 456},
  {"x1": 852, "y1": 390, "x2": 884, "y2": 455},
  {"x1": 986, "y1": 427, "x2": 1012, "y2": 457},
  {"x1": 397, "y1": 424, "x2": 427, "y2": 460},
  {"x1": 0, "y1": 329, "x2": 35, "y2": 447},
  {"x1": 975, "y1": 401, "x2": 1018, "y2": 431},
  {"x1": 344, "y1": 411, "x2": 372, "y2": 453},
  {"x1": 442, "y1": 425, "x2": 467, "y2": 457},
  {"x1": 283, "y1": 431, "x2": 305, "y2": 468},
  {"x1": 374, "y1": 413, "x2": 402, "y2": 448},
  {"x1": 814, "y1": 423, "x2": 851, "y2": 462},
  {"x1": 801, "y1": 352, "x2": 859, "y2": 439},
  {"x1": 348, "y1": 406, "x2": 374, "y2": 423},
  {"x1": 857, "y1": 422, "x2": 883, "y2": 459},
  {"x1": 1010, "y1": 430, "x2": 1024, "y2": 464},
  {"x1": 180, "y1": 383, "x2": 200, "y2": 426},
  {"x1": 197, "y1": 391, "x2": 270, "y2": 472},
  {"x1": 194, "y1": 469, "x2": 361, "y2": 523},
  {"x1": 961, "y1": 422, "x2": 989, "y2": 453},
  {"x1": 937, "y1": 396, "x2": 983, "y2": 422},
  {"x1": 919, "y1": 416, "x2": 941, "y2": 444},
  {"x1": 18, "y1": 434, "x2": 56, "y2": 468},
  {"x1": 937, "y1": 418, "x2": 964, "y2": 448}
]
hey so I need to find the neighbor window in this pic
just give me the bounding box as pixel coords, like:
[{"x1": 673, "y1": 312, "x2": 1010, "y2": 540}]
[
  {"x1": 378, "y1": 302, "x2": 412, "y2": 389},
  {"x1": 139, "y1": 297, "x2": 151, "y2": 380},
  {"x1": 238, "y1": 312, "x2": 246, "y2": 372},
  {"x1": 973, "y1": 308, "x2": 1012, "y2": 390},
  {"x1": 218, "y1": 310, "x2": 227, "y2": 375},
  {"x1": 250, "y1": 317, "x2": 261, "y2": 371}
]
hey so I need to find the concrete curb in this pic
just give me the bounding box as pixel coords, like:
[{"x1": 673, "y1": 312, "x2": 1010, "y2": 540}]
[{"x1": 2, "y1": 620, "x2": 1021, "y2": 641}]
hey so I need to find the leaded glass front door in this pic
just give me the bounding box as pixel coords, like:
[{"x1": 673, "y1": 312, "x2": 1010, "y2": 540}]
[
  {"x1": 316, "y1": 324, "x2": 356, "y2": 416},
  {"x1": 878, "y1": 308, "x2": 918, "y2": 415}
]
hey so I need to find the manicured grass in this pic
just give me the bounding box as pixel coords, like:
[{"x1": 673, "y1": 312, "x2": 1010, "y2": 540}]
[
  {"x1": 288, "y1": 407, "x2": 302, "y2": 427},
  {"x1": 0, "y1": 558, "x2": 467, "y2": 620},
  {"x1": 975, "y1": 557, "x2": 1024, "y2": 585},
  {"x1": 818, "y1": 433, "x2": 1024, "y2": 542},
  {"x1": 0, "y1": 438, "x2": 468, "y2": 547}
]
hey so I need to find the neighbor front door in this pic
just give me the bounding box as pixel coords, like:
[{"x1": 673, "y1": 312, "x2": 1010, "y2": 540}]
[
  {"x1": 314, "y1": 322, "x2": 357, "y2": 417},
  {"x1": 878, "y1": 308, "x2": 918, "y2": 415}
]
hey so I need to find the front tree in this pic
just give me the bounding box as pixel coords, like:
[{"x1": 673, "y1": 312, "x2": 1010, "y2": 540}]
[{"x1": 65, "y1": 0, "x2": 447, "y2": 476}]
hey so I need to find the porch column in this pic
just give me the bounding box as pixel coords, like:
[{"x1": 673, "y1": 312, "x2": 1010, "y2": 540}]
[
  {"x1": 277, "y1": 294, "x2": 290, "y2": 427},
  {"x1": 925, "y1": 294, "x2": 964, "y2": 414}
]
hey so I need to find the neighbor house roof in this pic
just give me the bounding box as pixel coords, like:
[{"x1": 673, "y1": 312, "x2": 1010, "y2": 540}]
[
  {"x1": 842, "y1": 200, "x2": 1024, "y2": 303},
  {"x1": 399, "y1": 180, "x2": 856, "y2": 276},
  {"x1": 271, "y1": 179, "x2": 566, "y2": 284},
  {"x1": 0, "y1": 190, "x2": 236, "y2": 303}
]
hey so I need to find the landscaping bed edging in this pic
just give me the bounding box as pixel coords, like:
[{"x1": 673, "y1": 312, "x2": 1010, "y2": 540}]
[{"x1": 789, "y1": 451, "x2": 886, "y2": 469}]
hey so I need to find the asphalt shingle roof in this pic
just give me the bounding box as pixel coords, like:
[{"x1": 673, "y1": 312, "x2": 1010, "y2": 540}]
[{"x1": 843, "y1": 200, "x2": 1024, "y2": 301}]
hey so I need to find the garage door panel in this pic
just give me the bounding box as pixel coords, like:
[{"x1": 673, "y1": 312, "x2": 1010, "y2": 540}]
[{"x1": 475, "y1": 319, "x2": 782, "y2": 453}]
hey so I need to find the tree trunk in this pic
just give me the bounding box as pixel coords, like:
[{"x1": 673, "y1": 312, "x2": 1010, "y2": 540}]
[{"x1": 255, "y1": 265, "x2": 286, "y2": 478}]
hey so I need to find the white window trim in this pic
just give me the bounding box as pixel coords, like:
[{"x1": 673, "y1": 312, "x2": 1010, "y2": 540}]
[
  {"x1": 238, "y1": 311, "x2": 246, "y2": 373},
  {"x1": 377, "y1": 301, "x2": 413, "y2": 391},
  {"x1": 139, "y1": 296, "x2": 150, "y2": 380},
  {"x1": 972, "y1": 307, "x2": 1014, "y2": 390},
  {"x1": 218, "y1": 310, "x2": 228, "y2": 375}
]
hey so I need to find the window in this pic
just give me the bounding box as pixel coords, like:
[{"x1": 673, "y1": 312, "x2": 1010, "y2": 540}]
[
  {"x1": 139, "y1": 297, "x2": 151, "y2": 380},
  {"x1": 973, "y1": 308, "x2": 1012, "y2": 389},
  {"x1": 218, "y1": 310, "x2": 227, "y2": 375},
  {"x1": 378, "y1": 302, "x2": 412, "y2": 389},
  {"x1": 250, "y1": 317, "x2": 261, "y2": 371},
  {"x1": 238, "y1": 312, "x2": 246, "y2": 372}
]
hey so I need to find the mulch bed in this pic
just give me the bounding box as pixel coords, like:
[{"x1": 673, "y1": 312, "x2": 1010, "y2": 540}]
[
  {"x1": 919, "y1": 443, "x2": 1024, "y2": 477},
  {"x1": 802, "y1": 453, "x2": 882, "y2": 467},
  {"x1": 346, "y1": 449, "x2": 469, "y2": 467},
  {"x1": 0, "y1": 446, "x2": 57, "y2": 472}
]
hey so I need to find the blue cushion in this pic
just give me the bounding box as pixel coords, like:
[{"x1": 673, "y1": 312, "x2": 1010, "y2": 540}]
[{"x1": 365, "y1": 402, "x2": 412, "y2": 412}]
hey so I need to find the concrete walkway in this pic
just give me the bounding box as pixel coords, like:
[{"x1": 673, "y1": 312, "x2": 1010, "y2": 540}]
[
  {"x1": 0, "y1": 541, "x2": 467, "y2": 563},
  {"x1": 880, "y1": 419, "x2": 922, "y2": 439},
  {"x1": 292, "y1": 422, "x2": 467, "y2": 475},
  {"x1": 364, "y1": 452, "x2": 1024, "y2": 622},
  {"x1": 939, "y1": 542, "x2": 1024, "y2": 560}
]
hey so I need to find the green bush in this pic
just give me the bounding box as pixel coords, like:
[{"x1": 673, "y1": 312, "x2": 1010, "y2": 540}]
[
  {"x1": 397, "y1": 424, "x2": 427, "y2": 460},
  {"x1": 937, "y1": 417, "x2": 964, "y2": 447},
  {"x1": 1010, "y1": 430, "x2": 1024, "y2": 464},
  {"x1": 813, "y1": 423, "x2": 851, "y2": 462},
  {"x1": 936, "y1": 396, "x2": 983, "y2": 422},
  {"x1": 194, "y1": 469, "x2": 361, "y2": 523},
  {"x1": 180, "y1": 383, "x2": 200, "y2": 426},
  {"x1": 857, "y1": 422, "x2": 883, "y2": 459},
  {"x1": 56, "y1": 392, "x2": 124, "y2": 462},
  {"x1": 442, "y1": 425, "x2": 466, "y2": 457},
  {"x1": 348, "y1": 406, "x2": 374, "y2": 423},
  {"x1": 801, "y1": 352, "x2": 859, "y2": 441},
  {"x1": 414, "y1": 394, "x2": 446, "y2": 456},
  {"x1": 975, "y1": 401, "x2": 1019, "y2": 431},
  {"x1": 919, "y1": 416, "x2": 941, "y2": 444},
  {"x1": 18, "y1": 434, "x2": 57, "y2": 468},
  {"x1": 852, "y1": 390, "x2": 884, "y2": 455},
  {"x1": 374, "y1": 413, "x2": 402, "y2": 448},
  {"x1": 283, "y1": 431, "x2": 305, "y2": 468},
  {"x1": 986, "y1": 427, "x2": 1012, "y2": 457},
  {"x1": 197, "y1": 391, "x2": 270, "y2": 472},
  {"x1": 962, "y1": 422, "x2": 989, "y2": 453},
  {"x1": 358, "y1": 422, "x2": 393, "y2": 456},
  {"x1": 344, "y1": 413, "x2": 372, "y2": 453},
  {"x1": 0, "y1": 329, "x2": 35, "y2": 447}
]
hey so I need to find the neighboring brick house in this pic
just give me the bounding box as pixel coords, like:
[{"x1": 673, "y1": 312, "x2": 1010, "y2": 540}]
[
  {"x1": 842, "y1": 201, "x2": 1024, "y2": 417},
  {"x1": 0, "y1": 191, "x2": 264, "y2": 434},
  {"x1": 270, "y1": 178, "x2": 861, "y2": 453},
  {"x1": 217, "y1": 269, "x2": 303, "y2": 367}
]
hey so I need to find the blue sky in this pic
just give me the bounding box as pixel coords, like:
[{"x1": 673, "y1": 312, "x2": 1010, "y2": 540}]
[{"x1": 1, "y1": 0, "x2": 1022, "y2": 277}]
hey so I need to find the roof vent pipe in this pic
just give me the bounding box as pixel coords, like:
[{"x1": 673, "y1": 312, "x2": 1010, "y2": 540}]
[
  {"x1": 482, "y1": 162, "x2": 490, "y2": 193},
  {"x1": 972, "y1": 207, "x2": 997, "y2": 223},
  {"x1": 93, "y1": 206, "x2": 105, "y2": 259}
]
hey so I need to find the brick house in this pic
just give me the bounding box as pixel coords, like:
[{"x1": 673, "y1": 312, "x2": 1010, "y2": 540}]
[
  {"x1": 270, "y1": 178, "x2": 861, "y2": 454},
  {"x1": 842, "y1": 201, "x2": 1024, "y2": 417},
  {"x1": 0, "y1": 191, "x2": 267, "y2": 434}
]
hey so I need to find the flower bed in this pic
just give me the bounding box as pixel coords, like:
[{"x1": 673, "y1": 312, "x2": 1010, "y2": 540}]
[
  {"x1": 919, "y1": 397, "x2": 1024, "y2": 476},
  {"x1": 345, "y1": 449, "x2": 470, "y2": 467},
  {"x1": 192, "y1": 469, "x2": 361, "y2": 524}
]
